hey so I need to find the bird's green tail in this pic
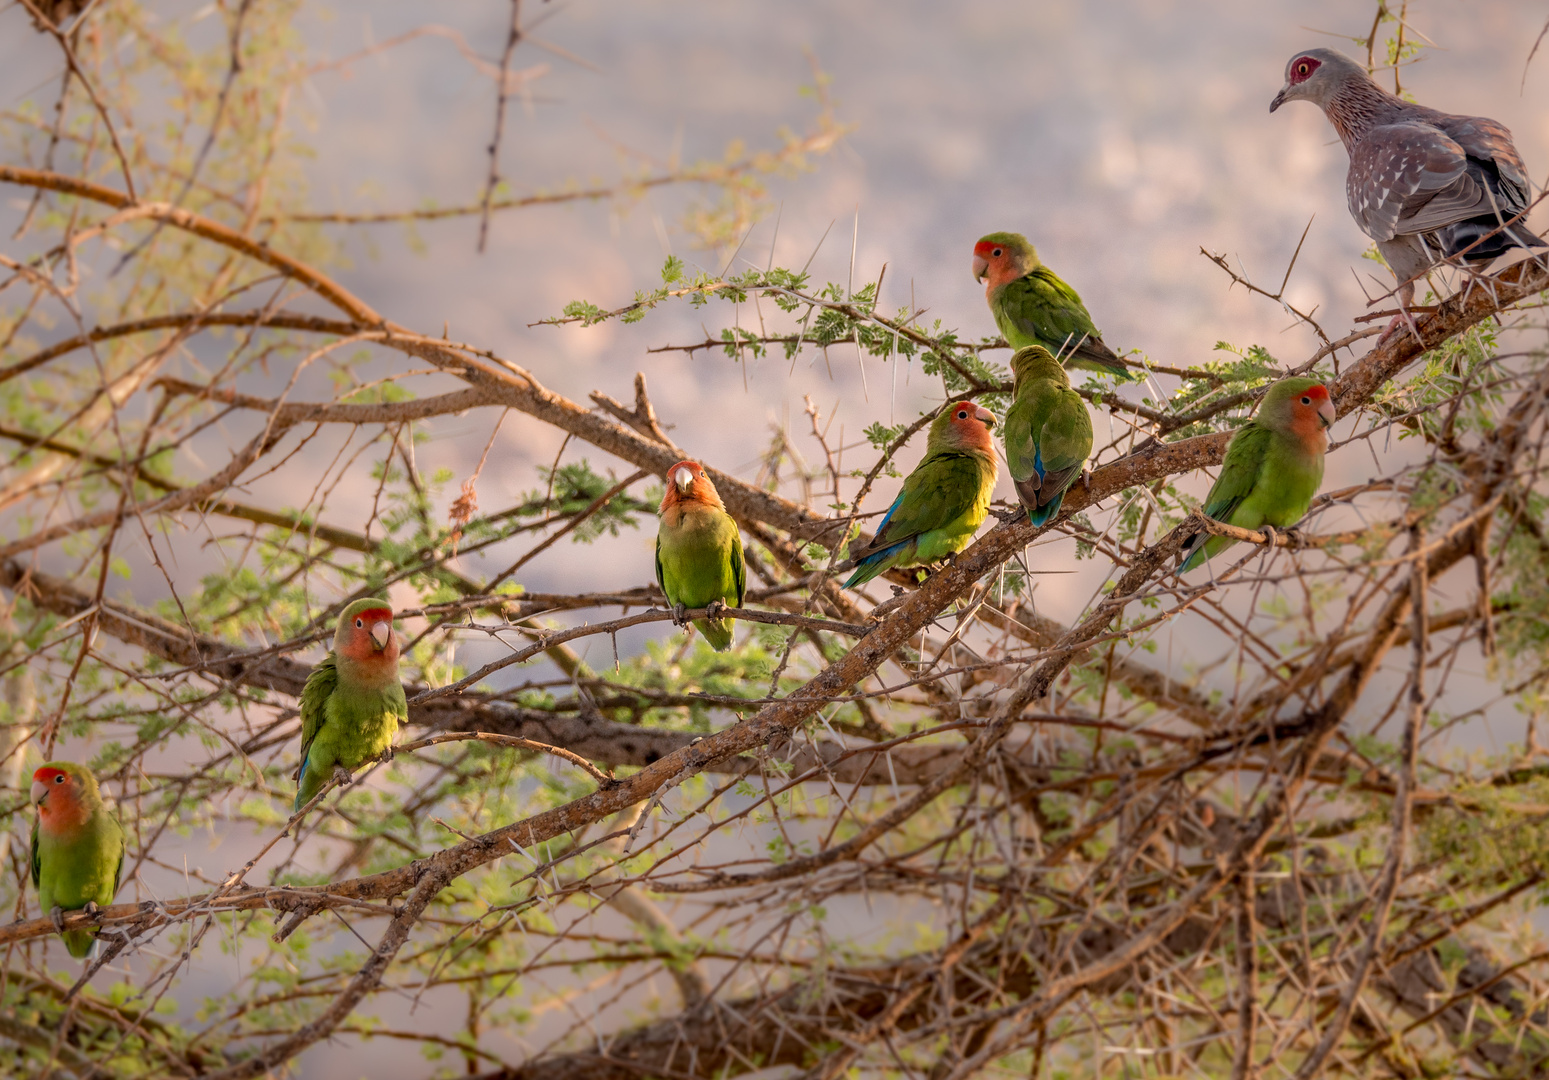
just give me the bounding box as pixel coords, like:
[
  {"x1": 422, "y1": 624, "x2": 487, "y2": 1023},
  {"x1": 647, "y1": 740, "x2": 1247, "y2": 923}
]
[
  {"x1": 62, "y1": 927, "x2": 96, "y2": 959},
  {"x1": 694, "y1": 617, "x2": 734, "y2": 651}
]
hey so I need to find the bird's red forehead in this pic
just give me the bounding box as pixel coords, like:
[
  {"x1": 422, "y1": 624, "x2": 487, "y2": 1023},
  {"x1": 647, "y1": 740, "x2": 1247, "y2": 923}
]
[
  {"x1": 33, "y1": 766, "x2": 67, "y2": 783},
  {"x1": 973, "y1": 240, "x2": 997, "y2": 257},
  {"x1": 353, "y1": 607, "x2": 392, "y2": 623},
  {"x1": 1302, "y1": 384, "x2": 1329, "y2": 400}
]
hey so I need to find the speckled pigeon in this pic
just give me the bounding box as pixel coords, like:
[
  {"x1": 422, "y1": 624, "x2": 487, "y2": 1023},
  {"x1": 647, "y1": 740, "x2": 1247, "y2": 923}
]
[{"x1": 1271, "y1": 48, "x2": 1546, "y2": 335}]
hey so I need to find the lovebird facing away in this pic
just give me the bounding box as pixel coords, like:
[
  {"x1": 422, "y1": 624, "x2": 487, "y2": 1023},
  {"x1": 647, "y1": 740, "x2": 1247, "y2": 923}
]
[
  {"x1": 656, "y1": 460, "x2": 746, "y2": 651},
  {"x1": 32, "y1": 761, "x2": 125, "y2": 959},
  {"x1": 1179, "y1": 378, "x2": 1336, "y2": 573},
  {"x1": 973, "y1": 232, "x2": 1133, "y2": 380},
  {"x1": 844, "y1": 403, "x2": 998, "y2": 589},
  {"x1": 294, "y1": 597, "x2": 408, "y2": 812},
  {"x1": 1003, "y1": 346, "x2": 1093, "y2": 527}
]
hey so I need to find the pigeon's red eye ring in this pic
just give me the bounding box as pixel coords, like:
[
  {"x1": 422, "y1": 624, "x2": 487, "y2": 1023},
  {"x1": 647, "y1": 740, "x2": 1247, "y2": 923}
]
[
  {"x1": 1301, "y1": 396, "x2": 1312, "y2": 405},
  {"x1": 991, "y1": 248, "x2": 1003, "y2": 258},
  {"x1": 356, "y1": 618, "x2": 364, "y2": 628}
]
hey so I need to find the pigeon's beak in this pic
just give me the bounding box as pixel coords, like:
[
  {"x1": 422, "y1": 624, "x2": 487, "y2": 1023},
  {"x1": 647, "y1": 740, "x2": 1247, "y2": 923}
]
[
  {"x1": 1269, "y1": 85, "x2": 1289, "y2": 113},
  {"x1": 1317, "y1": 399, "x2": 1336, "y2": 429},
  {"x1": 971, "y1": 254, "x2": 990, "y2": 283},
  {"x1": 974, "y1": 405, "x2": 996, "y2": 429},
  {"x1": 370, "y1": 621, "x2": 391, "y2": 650},
  {"x1": 31, "y1": 780, "x2": 46, "y2": 806}
]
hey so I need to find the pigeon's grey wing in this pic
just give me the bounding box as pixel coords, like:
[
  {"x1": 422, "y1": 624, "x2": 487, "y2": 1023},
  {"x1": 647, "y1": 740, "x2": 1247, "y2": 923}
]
[
  {"x1": 1347, "y1": 122, "x2": 1481, "y2": 241},
  {"x1": 1438, "y1": 114, "x2": 1532, "y2": 211}
]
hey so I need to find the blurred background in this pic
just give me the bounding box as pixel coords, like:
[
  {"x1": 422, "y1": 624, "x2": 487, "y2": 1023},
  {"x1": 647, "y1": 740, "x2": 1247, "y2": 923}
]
[{"x1": 3, "y1": 1, "x2": 1548, "y2": 1073}]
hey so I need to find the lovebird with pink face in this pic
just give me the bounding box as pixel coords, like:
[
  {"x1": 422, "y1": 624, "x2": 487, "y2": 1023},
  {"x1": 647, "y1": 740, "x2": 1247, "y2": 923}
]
[
  {"x1": 655, "y1": 461, "x2": 746, "y2": 651},
  {"x1": 31, "y1": 761, "x2": 125, "y2": 959},
  {"x1": 1179, "y1": 378, "x2": 1336, "y2": 572},
  {"x1": 973, "y1": 232, "x2": 1133, "y2": 380},
  {"x1": 844, "y1": 402, "x2": 998, "y2": 589},
  {"x1": 293, "y1": 597, "x2": 408, "y2": 811}
]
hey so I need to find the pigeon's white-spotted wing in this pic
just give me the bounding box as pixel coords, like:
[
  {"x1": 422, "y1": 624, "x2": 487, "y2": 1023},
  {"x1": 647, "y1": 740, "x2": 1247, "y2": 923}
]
[{"x1": 1346, "y1": 121, "x2": 1479, "y2": 242}]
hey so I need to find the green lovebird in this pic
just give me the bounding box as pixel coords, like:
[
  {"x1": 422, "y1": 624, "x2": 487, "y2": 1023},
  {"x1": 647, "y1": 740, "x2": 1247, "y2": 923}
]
[
  {"x1": 1003, "y1": 346, "x2": 1093, "y2": 527},
  {"x1": 294, "y1": 597, "x2": 408, "y2": 812},
  {"x1": 31, "y1": 761, "x2": 126, "y2": 959},
  {"x1": 655, "y1": 460, "x2": 747, "y2": 651},
  {"x1": 844, "y1": 403, "x2": 999, "y2": 589},
  {"x1": 1179, "y1": 377, "x2": 1336, "y2": 572},
  {"x1": 973, "y1": 231, "x2": 1133, "y2": 380}
]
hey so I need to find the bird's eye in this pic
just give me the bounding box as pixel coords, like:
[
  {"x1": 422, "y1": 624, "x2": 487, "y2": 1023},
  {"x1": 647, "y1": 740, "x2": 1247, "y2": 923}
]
[
  {"x1": 54, "y1": 775, "x2": 64, "y2": 784},
  {"x1": 355, "y1": 618, "x2": 364, "y2": 628},
  {"x1": 956, "y1": 409, "x2": 969, "y2": 419},
  {"x1": 991, "y1": 248, "x2": 1002, "y2": 258},
  {"x1": 1297, "y1": 63, "x2": 1309, "y2": 76},
  {"x1": 1301, "y1": 396, "x2": 1312, "y2": 405}
]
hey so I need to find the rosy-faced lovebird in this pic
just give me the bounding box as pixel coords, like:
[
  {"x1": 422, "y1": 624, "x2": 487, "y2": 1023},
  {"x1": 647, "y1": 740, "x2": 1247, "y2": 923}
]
[
  {"x1": 973, "y1": 232, "x2": 1133, "y2": 380},
  {"x1": 31, "y1": 761, "x2": 125, "y2": 959},
  {"x1": 844, "y1": 402, "x2": 998, "y2": 589},
  {"x1": 294, "y1": 597, "x2": 408, "y2": 812},
  {"x1": 1179, "y1": 378, "x2": 1336, "y2": 573},
  {"x1": 655, "y1": 461, "x2": 747, "y2": 652},
  {"x1": 1003, "y1": 346, "x2": 1093, "y2": 527}
]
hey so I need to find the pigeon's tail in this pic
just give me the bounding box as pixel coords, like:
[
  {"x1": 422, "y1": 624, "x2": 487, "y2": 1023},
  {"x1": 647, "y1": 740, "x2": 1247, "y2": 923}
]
[{"x1": 1436, "y1": 216, "x2": 1549, "y2": 265}]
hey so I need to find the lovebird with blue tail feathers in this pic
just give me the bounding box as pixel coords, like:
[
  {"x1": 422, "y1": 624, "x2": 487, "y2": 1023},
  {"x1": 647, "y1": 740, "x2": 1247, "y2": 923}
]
[
  {"x1": 844, "y1": 402, "x2": 998, "y2": 589},
  {"x1": 1003, "y1": 346, "x2": 1092, "y2": 527}
]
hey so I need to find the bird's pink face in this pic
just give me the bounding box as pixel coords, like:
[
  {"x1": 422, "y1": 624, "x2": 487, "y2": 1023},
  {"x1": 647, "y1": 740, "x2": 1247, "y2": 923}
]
[
  {"x1": 1286, "y1": 384, "x2": 1336, "y2": 439},
  {"x1": 972, "y1": 240, "x2": 1020, "y2": 290},
  {"x1": 32, "y1": 766, "x2": 86, "y2": 829},
  {"x1": 337, "y1": 606, "x2": 398, "y2": 664},
  {"x1": 661, "y1": 460, "x2": 723, "y2": 511},
  {"x1": 946, "y1": 403, "x2": 997, "y2": 451}
]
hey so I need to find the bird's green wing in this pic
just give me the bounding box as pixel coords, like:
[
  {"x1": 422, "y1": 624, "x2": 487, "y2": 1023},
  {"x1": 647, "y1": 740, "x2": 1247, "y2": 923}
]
[
  {"x1": 30, "y1": 815, "x2": 39, "y2": 891},
  {"x1": 1036, "y1": 388, "x2": 1094, "y2": 497},
  {"x1": 110, "y1": 813, "x2": 126, "y2": 895},
  {"x1": 870, "y1": 453, "x2": 986, "y2": 549},
  {"x1": 654, "y1": 533, "x2": 667, "y2": 597},
  {"x1": 1204, "y1": 424, "x2": 1271, "y2": 524},
  {"x1": 730, "y1": 529, "x2": 746, "y2": 607},
  {"x1": 1000, "y1": 268, "x2": 1100, "y2": 355},
  {"x1": 297, "y1": 653, "x2": 339, "y2": 780}
]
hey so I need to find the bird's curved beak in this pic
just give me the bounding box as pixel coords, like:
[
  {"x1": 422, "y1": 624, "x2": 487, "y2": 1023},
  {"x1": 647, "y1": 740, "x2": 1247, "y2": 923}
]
[
  {"x1": 370, "y1": 621, "x2": 392, "y2": 650},
  {"x1": 674, "y1": 466, "x2": 695, "y2": 490},
  {"x1": 30, "y1": 780, "x2": 46, "y2": 806},
  {"x1": 974, "y1": 405, "x2": 996, "y2": 428},
  {"x1": 971, "y1": 254, "x2": 990, "y2": 283},
  {"x1": 1317, "y1": 399, "x2": 1336, "y2": 429},
  {"x1": 1269, "y1": 85, "x2": 1289, "y2": 113}
]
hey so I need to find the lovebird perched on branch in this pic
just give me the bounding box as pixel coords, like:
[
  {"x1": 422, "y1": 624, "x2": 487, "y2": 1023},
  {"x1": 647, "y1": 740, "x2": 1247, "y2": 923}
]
[
  {"x1": 1179, "y1": 378, "x2": 1336, "y2": 573},
  {"x1": 1003, "y1": 346, "x2": 1093, "y2": 527},
  {"x1": 656, "y1": 460, "x2": 746, "y2": 651},
  {"x1": 973, "y1": 232, "x2": 1133, "y2": 380},
  {"x1": 31, "y1": 761, "x2": 125, "y2": 959},
  {"x1": 844, "y1": 403, "x2": 998, "y2": 589},
  {"x1": 294, "y1": 597, "x2": 408, "y2": 812}
]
